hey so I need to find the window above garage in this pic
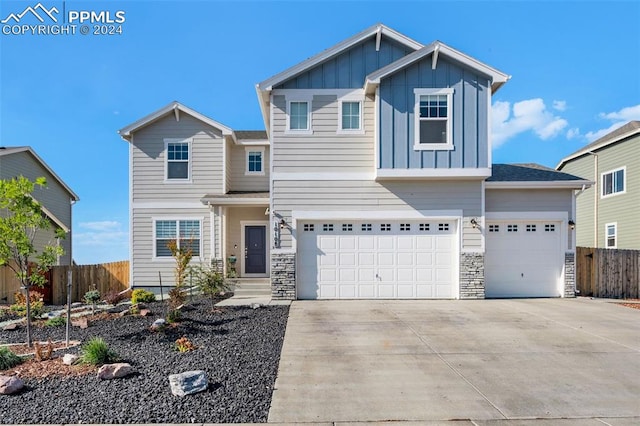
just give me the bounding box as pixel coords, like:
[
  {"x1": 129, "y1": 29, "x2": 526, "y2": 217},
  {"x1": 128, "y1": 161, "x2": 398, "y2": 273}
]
[{"x1": 413, "y1": 88, "x2": 454, "y2": 151}]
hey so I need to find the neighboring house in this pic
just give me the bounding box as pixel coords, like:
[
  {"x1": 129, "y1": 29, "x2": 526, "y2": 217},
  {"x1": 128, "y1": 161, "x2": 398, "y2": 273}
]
[
  {"x1": 123, "y1": 24, "x2": 589, "y2": 300},
  {"x1": 0, "y1": 146, "x2": 79, "y2": 302},
  {"x1": 557, "y1": 121, "x2": 640, "y2": 249}
]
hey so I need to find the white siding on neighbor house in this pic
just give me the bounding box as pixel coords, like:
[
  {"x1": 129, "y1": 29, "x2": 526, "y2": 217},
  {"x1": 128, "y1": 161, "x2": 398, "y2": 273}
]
[
  {"x1": 131, "y1": 207, "x2": 211, "y2": 289},
  {"x1": 485, "y1": 188, "x2": 574, "y2": 247},
  {"x1": 272, "y1": 180, "x2": 482, "y2": 249},
  {"x1": 271, "y1": 93, "x2": 375, "y2": 173},
  {"x1": 0, "y1": 151, "x2": 74, "y2": 265},
  {"x1": 228, "y1": 144, "x2": 270, "y2": 192},
  {"x1": 131, "y1": 113, "x2": 225, "y2": 201}
]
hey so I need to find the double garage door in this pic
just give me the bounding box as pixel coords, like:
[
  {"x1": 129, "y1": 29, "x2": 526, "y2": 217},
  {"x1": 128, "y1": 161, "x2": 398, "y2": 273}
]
[
  {"x1": 297, "y1": 220, "x2": 456, "y2": 299},
  {"x1": 485, "y1": 220, "x2": 563, "y2": 298}
]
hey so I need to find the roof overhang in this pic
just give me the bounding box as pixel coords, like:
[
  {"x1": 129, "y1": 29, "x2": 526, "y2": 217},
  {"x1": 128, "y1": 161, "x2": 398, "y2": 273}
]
[
  {"x1": 200, "y1": 196, "x2": 269, "y2": 206},
  {"x1": 118, "y1": 101, "x2": 233, "y2": 141},
  {"x1": 485, "y1": 180, "x2": 593, "y2": 190},
  {"x1": 40, "y1": 204, "x2": 70, "y2": 233},
  {"x1": 255, "y1": 24, "x2": 424, "y2": 132},
  {"x1": 556, "y1": 126, "x2": 640, "y2": 169},
  {"x1": 376, "y1": 168, "x2": 492, "y2": 180},
  {"x1": 364, "y1": 41, "x2": 511, "y2": 95}
]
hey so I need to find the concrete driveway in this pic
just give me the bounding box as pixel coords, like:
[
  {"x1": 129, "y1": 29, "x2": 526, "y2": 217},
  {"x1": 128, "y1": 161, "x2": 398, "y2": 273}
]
[{"x1": 268, "y1": 298, "x2": 640, "y2": 425}]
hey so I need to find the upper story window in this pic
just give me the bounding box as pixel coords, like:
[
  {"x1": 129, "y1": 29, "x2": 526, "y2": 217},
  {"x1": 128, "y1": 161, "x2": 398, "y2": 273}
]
[
  {"x1": 605, "y1": 223, "x2": 617, "y2": 248},
  {"x1": 245, "y1": 147, "x2": 265, "y2": 176},
  {"x1": 286, "y1": 100, "x2": 312, "y2": 134},
  {"x1": 601, "y1": 167, "x2": 625, "y2": 198},
  {"x1": 165, "y1": 139, "x2": 190, "y2": 181},
  {"x1": 339, "y1": 101, "x2": 361, "y2": 131},
  {"x1": 154, "y1": 219, "x2": 201, "y2": 258},
  {"x1": 413, "y1": 88, "x2": 454, "y2": 151}
]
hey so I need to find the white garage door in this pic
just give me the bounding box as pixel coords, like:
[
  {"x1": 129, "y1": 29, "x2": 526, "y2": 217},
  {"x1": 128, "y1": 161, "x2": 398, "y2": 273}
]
[
  {"x1": 297, "y1": 220, "x2": 457, "y2": 299},
  {"x1": 485, "y1": 220, "x2": 562, "y2": 298}
]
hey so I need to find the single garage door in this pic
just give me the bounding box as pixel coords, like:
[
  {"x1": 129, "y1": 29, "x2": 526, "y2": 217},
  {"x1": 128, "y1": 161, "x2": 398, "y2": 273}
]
[
  {"x1": 485, "y1": 220, "x2": 562, "y2": 298},
  {"x1": 297, "y1": 220, "x2": 456, "y2": 299}
]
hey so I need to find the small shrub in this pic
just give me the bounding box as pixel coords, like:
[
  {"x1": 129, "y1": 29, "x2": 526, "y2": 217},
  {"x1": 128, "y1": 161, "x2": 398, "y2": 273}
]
[
  {"x1": 0, "y1": 347, "x2": 23, "y2": 370},
  {"x1": 84, "y1": 286, "x2": 101, "y2": 314},
  {"x1": 80, "y1": 337, "x2": 119, "y2": 366},
  {"x1": 166, "y1": 309, "x2": 182, "y2": 324},
  {"x1": 103, "y1": 289, "x2": 126, "y2": 305},
  {"x1": 10, "y1": 290, "x2": 45, "y2": 319},
  {"x1": 168, "y1": 287, "x2": 186, "y2": 310},
  {"x1": 45, "y1": 316, "x2": 66, "y2": 327},
  {"x1": 131, "y1": 289, "x2": 156, "y2": 305},
  {"x1": 175, "y1": 336, "x2": 196, "y2": 353},
  {"x1": 34, "y1": 340, "x2": 53, "y2": 361},
  {"x1": 192, "y1": 262, "x2": 230, "y2": 308}
]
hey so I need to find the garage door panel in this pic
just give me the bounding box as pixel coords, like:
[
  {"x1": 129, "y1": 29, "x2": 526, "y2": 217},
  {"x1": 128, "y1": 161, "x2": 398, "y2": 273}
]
[{"x1": 298, "y1": 220, "x2": 456, "y2": 300}]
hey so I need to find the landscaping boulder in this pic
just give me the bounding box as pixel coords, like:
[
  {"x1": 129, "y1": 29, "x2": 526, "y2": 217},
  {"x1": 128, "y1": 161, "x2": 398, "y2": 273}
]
[
  {"x1": 0, "y1": 376, "x2": 24, "y2": 395},
  {"x1": 71, "y1": 317, "x2": 89, "y2": 329},
  {"x1": 62, "y1": 354, "x2": 79, "y2": 366},
  {"x1": 168, "y1": 370, "x2": 208, "y2": 397},
  {"x1": 2, "y1": 323, "x2": 18, "y2": 331},
  {"x1": 139, "y1": 309, "x2": 150, "y2": 317},
  {"x1": 150, "y1": 318, "x2": 166, "y2": 331},
  {"x1": 97, "y1": 363, "x2": 135, "y2": 380}
]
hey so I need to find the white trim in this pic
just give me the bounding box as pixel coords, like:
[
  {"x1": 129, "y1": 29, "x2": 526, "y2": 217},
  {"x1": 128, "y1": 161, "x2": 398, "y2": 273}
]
[
  {"x1": 132, "y1": 201, "x2": 207, "y2": 209},
  {"x1": 413, "y1": 88, "x2": 454, "y2": 151},
  {"x1": 234, "y1": 140, "x2": 269, "y2": 146},
  {"x1": 570, "y1": 189, "x2": 577, "y2": 251},
  {"x1": 164, "y1": 138, "x2": 192, "y2": 183},
  {"x1": 605, "y1": 222, "x2": 617, "y2": 249},
  {"x1": 151, "y1": 216, "x2": 205, "y2": 261},
  {"x1": 245, "y1": 146, "x2": 266, "y2": 176},
  {"x1": 200, "y1": 198, "x2": 269, "y2": 206},
  {"x1": 272, "y1": 171, "x2": 375, "y2": 181},
  {"x1": 285, "y1": 98, "x2": 313, "y2": 135},
  {"x1": 240, "y1": 221, "x2": 270, "y2": 278},
  {"x1": 485, "y1": 180, "x2": 592, "y2": 189},
  {"x1": 556, "y1": 126, "x2": 640, "y2": 169},
  {"x1": 221, "y1": 207, "x2": 227, "y2": 274},
  {"x1": 257, "y1": 24, "x2": 423, "y2": 91},
  {"x1": 273, "y1": 88, "x2": 360, "y2": 98},
  {"x1": 269, "y1": 92, "x2": 275, "y2": 249},
  {"x1": 600, "y1": 166, "x2": 626, "y2": 199},
  {"x1": 480, "y1": 180, "x2": 486, "y2": 252},
  {"x1": 374, "y1": 86, "x2": 380, "y2": 170},
  {"x1": 486, "y1": 211, "x2": 568, "y2": 221},
  {"x1": 292, "y1": 209, "x2": 463, "y2": 221},
  {"x1": 128, "y1": 140, "x2": 134, "y2": 288},
  {"x1": 119, "y1": 101, "x2": 233, "y2": 139},
  {"x1": 39, "y1": 205, "x2": 70, "y2": 233},
  {"x1": 376, "y1": 168, "x2": 491, "y2": 180},
  {"x1": 210, "y1": 210, "x2": 215, "y2": 259},
  {"x1": 337, "y1": 98, "x2": 365, "y2": 134},
  {"x1": 222, "y1": 137, "x2": 228, "y2": 194}
]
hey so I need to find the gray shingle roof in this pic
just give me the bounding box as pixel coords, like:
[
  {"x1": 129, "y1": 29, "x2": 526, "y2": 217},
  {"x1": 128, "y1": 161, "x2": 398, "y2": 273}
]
[
  {"x1": 235, "y1": 130, "x2": 267, "y2": 140},
  {"x1": 488, "y1": 163, "x2": 586, "y2": 182}
]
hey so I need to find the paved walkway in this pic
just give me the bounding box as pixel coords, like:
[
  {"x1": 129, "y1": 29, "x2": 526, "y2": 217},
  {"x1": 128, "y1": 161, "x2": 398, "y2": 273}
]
[{"x1": 268, "y1": 298, "x2": 640, "y2": 425}]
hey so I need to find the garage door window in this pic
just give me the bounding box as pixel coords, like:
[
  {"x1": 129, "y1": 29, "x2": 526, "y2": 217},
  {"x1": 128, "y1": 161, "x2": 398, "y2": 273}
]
[
  {"x1": 381, "y1": 224, "x2": 391, "y2": 231},
  {"x1": 342, "y1": 224, "x2": 353, "y2": 231},
  {"x1": 439, "y1": 223, "x2": 450, "y2": 231},
  {"x1": 489, "y1": 224, "x2": 499, "y2": 232},
  {"x1": 419, "y1": 223, "x2": 430, "y2": 231},
  {"x1": 323, "y1": 224, "x2": 334, "y2": 232},
  {"x1": 526, "y1": 224, "x2": 537, "y2": 232},
  {"x1": 507, "y1": 224, "x2": 518, "y2": 232},
  {"x1": 303, "y1": 224, "x2": 314, "y2": 232},
  {"x1": 545, "y1": 224, "x2": 555, "y2": 232}
]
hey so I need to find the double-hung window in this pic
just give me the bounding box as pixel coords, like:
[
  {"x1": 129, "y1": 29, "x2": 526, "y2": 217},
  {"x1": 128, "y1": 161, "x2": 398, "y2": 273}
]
[
  {"x1": 413, "y1": 88, "x2": 454, "y2": 150},
  {"x1": 165, "y1": 139, "x2": 190, "y2": 181},
  {"x1": 287, "y1": 100, "x2": 311, "y2": 133},
  {"x1": 245, "y1": 147, "x2": 265, "y2": 176},
  {"x1": 601, "y1": 167, "x2": 625, "y2": 197},
  {"x1": 339, "y1": 101, "x2": 362, "y2": 132},
  {"x1": 605, "y1": 223, "x2": 617, "y2": 248},
  {"x1": 155, "y1": 219, "x2": 201, "y2": 258}
]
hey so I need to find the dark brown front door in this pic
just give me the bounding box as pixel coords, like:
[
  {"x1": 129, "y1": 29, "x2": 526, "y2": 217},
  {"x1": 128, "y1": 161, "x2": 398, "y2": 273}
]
[{"x1": 245, "y1": 226, "x2": 266, "y2": 274}]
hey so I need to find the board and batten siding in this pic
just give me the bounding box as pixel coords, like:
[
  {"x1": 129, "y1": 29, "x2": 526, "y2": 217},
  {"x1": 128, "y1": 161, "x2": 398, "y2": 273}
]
[
  {"x1": 0, "y1": 151, "x2": 74, "y2": 265},
  {"x1": 272, "y1": 180, "x2": 482, "y2": 249},
  {"x1": 275, "y1": 36, "x2": 414, "y2": 90},
  {"x1": 485, "y1": 188, "x2": 574, "y2": 247},
  {"x1": 228, "y1": 144, "x2": 270, "y2": 192},
  {"x1": 379, "y1": 57, "x2": 490, "y2": 170},
  {"x1": 131, "y1": 113, "x2": 225, "y2": 201},
  {"x1": 561, "y1": 136, "x2": 640, "y2": 249},
  {"x1": 271, "y1": 94, "x2": 374, "y2": 173},
  {"x1": 131, "y1": 207, "x2": 211, "y2": 288}
]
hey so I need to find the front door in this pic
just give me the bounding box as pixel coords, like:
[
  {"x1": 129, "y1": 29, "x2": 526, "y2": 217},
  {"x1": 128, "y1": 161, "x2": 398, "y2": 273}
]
[{"x1": 245, "y1": 225, "x2": 266, "y2": 274}]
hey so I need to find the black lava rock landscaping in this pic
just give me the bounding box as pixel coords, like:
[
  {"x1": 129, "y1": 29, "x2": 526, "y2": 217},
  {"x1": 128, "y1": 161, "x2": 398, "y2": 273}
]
[{"x1": 0, "y1": 300, "x2": 289, "y2": 424}]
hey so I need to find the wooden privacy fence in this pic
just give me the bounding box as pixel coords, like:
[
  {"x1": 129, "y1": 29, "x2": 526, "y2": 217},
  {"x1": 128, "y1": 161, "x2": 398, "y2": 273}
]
[
  {"x1": 1, "y1": 261, "x2": 129, "y2": 305},
  {"x1": 576, "y1": 247, "x2": 640, "y2": 299}
]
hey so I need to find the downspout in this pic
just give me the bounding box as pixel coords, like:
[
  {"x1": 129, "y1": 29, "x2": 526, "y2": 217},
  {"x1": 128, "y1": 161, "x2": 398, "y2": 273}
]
[{"x1": 588, "y1": 152, "x2": 598, "y2": 247}]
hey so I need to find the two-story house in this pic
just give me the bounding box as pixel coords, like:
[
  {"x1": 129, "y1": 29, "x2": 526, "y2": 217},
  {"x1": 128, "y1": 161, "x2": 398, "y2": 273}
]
[
  {"x1": 122, "y1": 24, "x2": 589, "y2": 300},
  {"x1": 557, "y1": 121, "x2": 640, "y2": 249}
]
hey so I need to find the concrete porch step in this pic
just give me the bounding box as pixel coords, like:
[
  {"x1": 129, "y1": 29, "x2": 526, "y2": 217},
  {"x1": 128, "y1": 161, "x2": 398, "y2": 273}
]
[{"x1": 230, "y1": 279, "x2": 272, "y2": 297}]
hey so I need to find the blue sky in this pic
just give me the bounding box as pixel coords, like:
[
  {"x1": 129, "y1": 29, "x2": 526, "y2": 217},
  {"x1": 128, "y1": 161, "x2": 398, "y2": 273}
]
[{"x1": 1, "y1": 0, "x2": 639, "y2": 264}]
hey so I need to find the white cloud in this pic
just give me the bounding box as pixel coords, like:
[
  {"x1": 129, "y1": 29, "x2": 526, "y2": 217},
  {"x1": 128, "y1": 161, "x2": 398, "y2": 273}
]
[
  {"x1": 553, "y1": 100, "x2": 567, "y2": 111},
  {"x1": 585, "y1": 104, "x2": 640, "y2": 142},
  {"x1": 79, "y1": 221, "x2": 121, "y2": 232},
  {"x1": 492, "y1": 98, "x2": 568, "y2": 148},
  {"x1": 74, "y1": 220, "x2": 128, "y2": 263},
  {"x1": 566, "y1": 127, "x2": 580, "y2": 139}
]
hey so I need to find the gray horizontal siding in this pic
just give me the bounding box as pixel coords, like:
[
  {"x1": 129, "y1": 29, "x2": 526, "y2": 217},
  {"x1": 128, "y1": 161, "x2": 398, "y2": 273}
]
[
  {"x1": 273, "y1": 180, "x2": 482, "y2": 249},
  {"x1": 486, "y1": 189, "x2": 573, "y2": 213},
  {"x1": 131, "y1": 207, "x2": 211, "y2": 288},
  {"x1": 271, "y1": 94, "x2": 374, "y2": 173},
  {"x1": 276, "y1": 36, "x2": 413, "y2": 90},
  {"x1": 379, "y1": 57, "x2": 490, "y2": 170},
  {"x1": 0, "y1": 151, "x2": 73, "y2": 264},
  {"x1": 560, "y1": 158, "x2": 595, "y2": 247},
  {"x1": 228, "y1": 144, "x2": 270, "y2": 192},
  {"x1": 132, "y1": 113, "x2": 225, "y2": 202}
]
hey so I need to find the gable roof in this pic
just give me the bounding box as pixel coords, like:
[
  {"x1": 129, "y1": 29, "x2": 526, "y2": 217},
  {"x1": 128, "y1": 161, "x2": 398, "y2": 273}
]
[
  {"x1": 365, "y1": 41, "x2": 510, "y2": 94},
  {"x1": 118, "y1": 101, "x2": 233, "y2": 141},
  {"x1": 486, "y1": 163, "x2": 591, "y2": 189},
  {"x1": 256, "y1": 23, "x2": 423, "y2": 92},
  {"x1": 556, "y1": 121, "x2": 640, "y2": 169},
  {"x1": 0, "y1": 146, "x2": 79, "y2": 202}
]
